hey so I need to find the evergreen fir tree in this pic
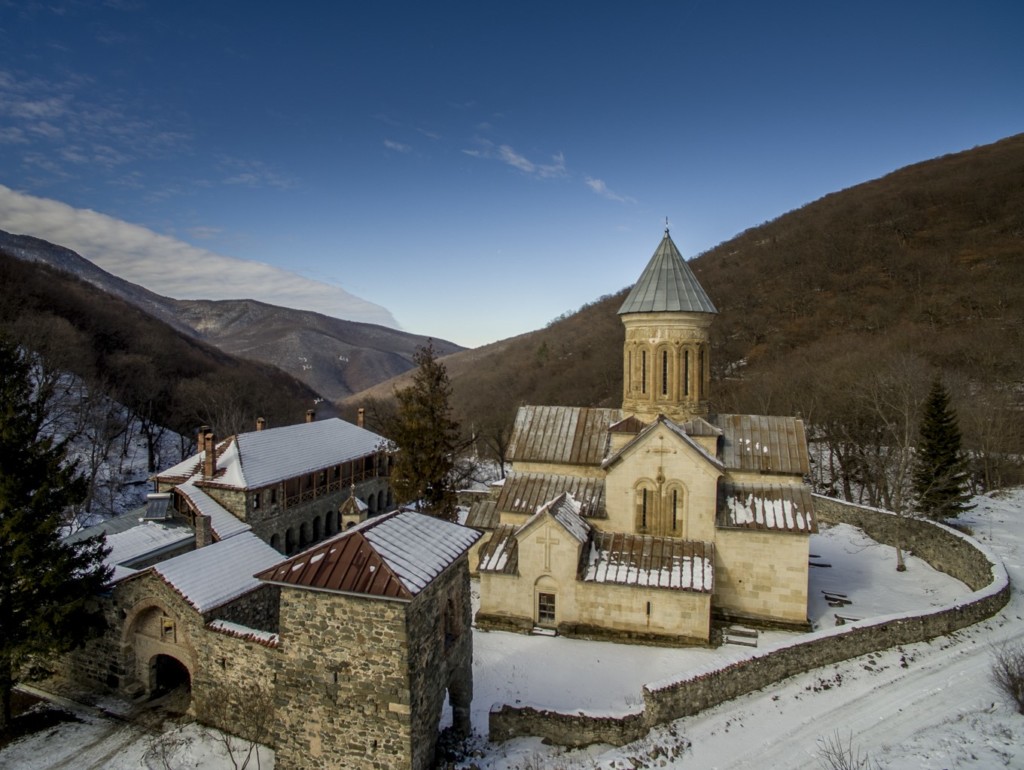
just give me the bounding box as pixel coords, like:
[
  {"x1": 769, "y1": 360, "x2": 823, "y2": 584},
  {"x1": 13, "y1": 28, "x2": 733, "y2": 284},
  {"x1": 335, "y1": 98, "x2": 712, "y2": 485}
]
[
  {"x1": 912, "y1": 378, "x2": 973, "y2": 519},
  {"x1": 389, "y1": 342, "x2": 460, "y2": 521},
  {"x1": 0, "y1": 337, "x2": 111, "y2": 731}
]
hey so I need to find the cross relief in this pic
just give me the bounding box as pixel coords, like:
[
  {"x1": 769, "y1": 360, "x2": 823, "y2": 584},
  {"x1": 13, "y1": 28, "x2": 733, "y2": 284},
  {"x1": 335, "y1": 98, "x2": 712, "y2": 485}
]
[{"x1": 535, "y1": 525, "x2": 560, "y2": 572}]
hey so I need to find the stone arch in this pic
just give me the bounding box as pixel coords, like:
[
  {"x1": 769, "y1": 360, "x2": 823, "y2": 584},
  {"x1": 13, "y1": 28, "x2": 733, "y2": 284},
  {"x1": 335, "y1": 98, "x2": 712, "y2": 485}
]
[
  {"x1": 663, "y1": 482, "x2": 687, "y2": 537},
  {"x1": 368, "y1": 493, "x2": 376, "y2": 515},
  {"x1": 299, "y1": 521, "x2": 309, "y2": 547},
  {"x1": 121, "y1": 600, "x2": 197, "y2": 701},
  {"x1": 270, "y1": 532, "x2": 281, "y2": 552},
  {"x1": 312, "y1": 515, "x2": 322, "y2": 542},
  {"x1": 376, "y1": 490, "x2": 385, "y2": 513},
  {"x1": 285, "y1": 527, "x2": 296, "y2": 554},
  {"x1": 324, "y1": 509, "x2": 336, "y2": 536},
  {"x1": 534, "y1": 575, "x2": 559, "y2": 629}
]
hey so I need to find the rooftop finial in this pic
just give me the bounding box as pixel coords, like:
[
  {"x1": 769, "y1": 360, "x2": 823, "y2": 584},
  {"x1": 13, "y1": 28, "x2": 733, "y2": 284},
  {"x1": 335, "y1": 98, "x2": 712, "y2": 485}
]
[{"x1": 665, "y1": 216, "x2": 670, "y2": 234}]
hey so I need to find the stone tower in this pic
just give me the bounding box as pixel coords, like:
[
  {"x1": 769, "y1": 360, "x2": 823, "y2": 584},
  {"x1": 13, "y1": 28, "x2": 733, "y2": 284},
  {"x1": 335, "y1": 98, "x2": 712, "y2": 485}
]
[{"x1": 619, "y1": 228, "x2": 717, "y2": 422}]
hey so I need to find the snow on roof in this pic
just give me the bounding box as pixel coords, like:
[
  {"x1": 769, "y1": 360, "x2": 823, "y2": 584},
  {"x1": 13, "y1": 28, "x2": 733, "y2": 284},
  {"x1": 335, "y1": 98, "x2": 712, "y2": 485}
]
[
  {"x1": 176, "y1": 481, "x2": 251, "y2": 540},
  {"x1": 711, "y1": 414, "x2": 811, "y2": 476},
  {"x1": 152, "y1": 532, "x2": 283, "y2": 614},
  {"x1": 718, "y1": 482, "x2": 817, "y2": 533},
  {"x1": 520, "y1": 493, "x2": 591, "y2": 545},
  {"x1": 257, "y1": 510, "x2": 481, "y2": 599},
  {"x1": 477, "y1": 524, "x2": 519, "y2": 574},
  {"x1": 104, "y1": 520, "x2": 194, "y2": 571},
  {"x1": 583, "y1": 533, "x2": 714, "y2": 592},
  {"x1": 155, "y1": 418, "x2": 385, "y2": 491},
  {"x1": 207, "y1": 619, "x2": 280, "y2": 648}
]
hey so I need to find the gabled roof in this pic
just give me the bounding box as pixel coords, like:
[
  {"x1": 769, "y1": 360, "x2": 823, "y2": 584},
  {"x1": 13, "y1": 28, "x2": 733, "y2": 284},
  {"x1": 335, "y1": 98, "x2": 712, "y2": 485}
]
[
  {"x1": 710, "y1": 414, "x2": 811, "y2": 476},
  {"x1": 149, "y1": 531, "x2": 284, "y2": 614},
  {"x1": 602, "y1": 415, "x2": 724, "y2": 472},
  {"x1": 155, "y1": 418, "x2": 385, "y2": 490},
  {"x1": 256, "y1": 510, "x2": 480, "y2": 600},
  {"x1": 583, "y1": 533, "x2": 714, "y2": 593},
  {"x1": 495, "y1": 472, "x2": 606, "y2": 519},
  {"x1": 508, "y1": 405, "x2": 621, "y2": 466},
  {"x1": 519, "y1": 493, "x2": 591, "y2": 545},
  {"x1": 618, "y1": 230, "x2": 717, "y2": 315},
  {"x1": 465, "y1": 499, "x2": 500, "y2": 530},
  {"x1": 717, "y1": 481, "x2": 817, "y2": 533}
]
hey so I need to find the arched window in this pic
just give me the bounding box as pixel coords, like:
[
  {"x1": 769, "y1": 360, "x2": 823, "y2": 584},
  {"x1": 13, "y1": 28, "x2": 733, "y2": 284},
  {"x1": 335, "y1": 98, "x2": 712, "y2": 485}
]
[
  {"x1": 634, "y1": 481, "x2": 656, "y2": 533},
  {"x1": 664, "y1": 483, "x2": 687, "y2": 537},
  {"x1": 299, "y1": 522, "x2": 309, "y2": 547},
  {"x1": 641, "y1": 350, "x2": 648, "y2": 395},
  {"x1": 312, "y1": 516, "x2": 321, "y2": 542},
  {"x1": 683, "y1": 349, "x2": 691, "y2": 397},
  {"x1": 661, "y1": 349, "x2": 669, "y2": 396},
  {"x1": 270, "y1": 533, "x2": 281, "y2": 552}
]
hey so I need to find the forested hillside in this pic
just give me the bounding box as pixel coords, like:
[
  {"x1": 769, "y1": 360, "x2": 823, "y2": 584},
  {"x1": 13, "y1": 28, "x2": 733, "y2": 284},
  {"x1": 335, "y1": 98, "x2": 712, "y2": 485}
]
[
  {"x1": 346, "y1": 134, "x2": 1024, "y2": 495},
  {"x1": 0, "y1": 251, "x2": 321, "y2": 464}
]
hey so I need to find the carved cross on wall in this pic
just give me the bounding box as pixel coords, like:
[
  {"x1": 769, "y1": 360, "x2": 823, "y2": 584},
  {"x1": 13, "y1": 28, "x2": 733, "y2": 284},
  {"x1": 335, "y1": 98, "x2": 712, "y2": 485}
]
[{"x1": 536, "y1": 525, "x2": 560, "y2": 572}]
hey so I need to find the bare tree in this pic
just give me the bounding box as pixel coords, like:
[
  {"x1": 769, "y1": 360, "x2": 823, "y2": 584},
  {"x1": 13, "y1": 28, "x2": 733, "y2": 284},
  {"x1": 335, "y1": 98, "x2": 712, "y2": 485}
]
[
  {"x1": 991, "y1": 642, "x2": 1024, "y2": 715},
  {"x1": 200, "y1": 682, "x2": 275, "y2": 770}
]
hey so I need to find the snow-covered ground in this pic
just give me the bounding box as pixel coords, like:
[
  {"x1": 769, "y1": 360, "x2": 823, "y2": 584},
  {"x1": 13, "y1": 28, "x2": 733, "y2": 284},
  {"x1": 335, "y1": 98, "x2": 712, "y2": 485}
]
[{"x1": 3, "y1": 489, "x2": 1021, "y2": 769}]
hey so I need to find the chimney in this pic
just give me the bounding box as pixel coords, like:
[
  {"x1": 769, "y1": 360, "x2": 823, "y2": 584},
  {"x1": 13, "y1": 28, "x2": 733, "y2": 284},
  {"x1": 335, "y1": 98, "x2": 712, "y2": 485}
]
[
  {"x1": 195, "y1": 514, "x2": 212, "y2": 548},
  {"x1": 256, "y1": 417, "x2": 266, "y2": 431},
  {"x1": 306, "y1": 409, "x2": 315, "y2": 424},
  {"x1": 203, "y1": 431, "x2": 217, "y2": 479},
  {"x1": 357, "y1": 408, "x2": 365, "y2": 428},
  {"x1": 197, "y1": 424, "x2": 210, "y2": 453}
]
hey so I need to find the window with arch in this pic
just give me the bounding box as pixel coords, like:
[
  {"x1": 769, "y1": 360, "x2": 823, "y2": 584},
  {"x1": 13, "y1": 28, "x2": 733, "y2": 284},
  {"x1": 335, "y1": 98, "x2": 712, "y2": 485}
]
[
  {"x1": 661, "y1": 349, "x2": 669, "y2": 396},
  {"x1": 641, "y1": 350, "x2": 648, "y2": 395},
  {"x1": 634, "y1": 482, "x2": 655, "y2": 533},
  {"x1": 683, "y1": 349, "x2": 691, "y2": 397},
  {"x1": 664, "y1": 484, "x2": 686, "y2": 534}
]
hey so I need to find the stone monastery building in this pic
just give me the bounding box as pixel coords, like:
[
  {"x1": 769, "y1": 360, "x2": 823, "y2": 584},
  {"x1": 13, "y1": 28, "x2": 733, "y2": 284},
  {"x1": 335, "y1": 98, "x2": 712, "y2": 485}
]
[
  {"x1": 60, "y1": 414, "x2": 480, "y2": 770},
  {"x1": 470, "y1": 229, "x2": 817, "y2": 644}
]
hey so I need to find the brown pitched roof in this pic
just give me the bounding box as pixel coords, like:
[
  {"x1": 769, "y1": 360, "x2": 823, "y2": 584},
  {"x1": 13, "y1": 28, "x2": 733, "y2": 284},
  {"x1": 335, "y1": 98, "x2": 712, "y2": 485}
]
[
  {"x1": 710, "y1": 414, "x2": 811, "y2": 476},
  {"x1": 508, "y1": 406, "x2": 621, "y2": 466},
  {"x1": 495, "y1": 472, "x2": 606, "y2": 519},
  {"x1": 717, "y1": 481, "x2": 817, "y2": 533},
  {"x1": 477, "y1": 524, "x2": 519, "y2": 574},
  {"x1": 256, "y1": 510, "x2": 480, "y2": 600},
  {"x1": 582, "y1": 532, "x2": 714, "y2": 593}
]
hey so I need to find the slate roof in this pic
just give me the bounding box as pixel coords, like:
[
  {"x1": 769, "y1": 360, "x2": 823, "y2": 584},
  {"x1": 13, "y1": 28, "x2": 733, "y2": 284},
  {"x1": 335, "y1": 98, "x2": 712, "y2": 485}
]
[
  {"x1": 155, "y1": 418, "x2": 385, "y2": 490},
  {"x1": 717, "y1": 481, "x2": 817, "y2": 533},
  {"x1": 710, "y1": 414, "x2": 811, "y2": 476},
  {"x1": 583, "y1": 533, "x2": 714, "y2": 593},
  {"x1": 508, "y1": 405, "x2": 621, "y2": 466},
  {"x1": 495, "y1": 472, "x2": 606, "y2": 519},
  {"x1": 150, "y1": 531, "x2": 283, "y2": 614},
  {"x1": 256, "y1": 510, "x2": 480, "y2": 600},
  {"x1": 618, "y1": 230, "x2": 718, "y2": 315}
]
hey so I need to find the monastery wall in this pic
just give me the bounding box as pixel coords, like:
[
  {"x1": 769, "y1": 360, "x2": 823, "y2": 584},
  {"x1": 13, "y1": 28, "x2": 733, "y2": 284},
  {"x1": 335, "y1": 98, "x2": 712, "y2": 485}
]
[
  {"x1": 712, "y1": 529, "x2": 811, "y2": 627},
  {"x1": 489, "y1": 496, "x2": 1010, "y2": 748}
]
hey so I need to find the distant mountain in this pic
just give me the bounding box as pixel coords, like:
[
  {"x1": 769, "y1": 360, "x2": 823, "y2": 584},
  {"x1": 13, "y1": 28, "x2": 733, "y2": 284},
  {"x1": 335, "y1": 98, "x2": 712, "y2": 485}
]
[
  {"x1": 0, "y1": 230, "x2": 463, "y2": 401},
  {"x1": 345, "y1": 134, "x2": 1024, "y2": 476}
]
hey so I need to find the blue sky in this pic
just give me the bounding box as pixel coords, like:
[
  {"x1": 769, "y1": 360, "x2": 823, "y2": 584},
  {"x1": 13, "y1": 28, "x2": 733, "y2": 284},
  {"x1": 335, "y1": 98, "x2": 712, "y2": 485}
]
[{"x1": 1, "y1": 1, "x2": 1021, "y2": 348}]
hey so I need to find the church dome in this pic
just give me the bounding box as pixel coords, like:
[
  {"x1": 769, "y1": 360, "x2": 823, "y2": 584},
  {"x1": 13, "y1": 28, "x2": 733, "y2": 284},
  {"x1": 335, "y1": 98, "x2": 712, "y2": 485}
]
[{"x1": 618, "y1": 229, "x2": 717, "y2": 315}]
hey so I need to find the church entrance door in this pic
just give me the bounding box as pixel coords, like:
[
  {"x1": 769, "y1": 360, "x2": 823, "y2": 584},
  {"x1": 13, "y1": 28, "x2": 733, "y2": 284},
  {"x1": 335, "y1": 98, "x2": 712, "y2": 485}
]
[{"x1": 537, "y1": 592, "x2": 556, "y2": 627}]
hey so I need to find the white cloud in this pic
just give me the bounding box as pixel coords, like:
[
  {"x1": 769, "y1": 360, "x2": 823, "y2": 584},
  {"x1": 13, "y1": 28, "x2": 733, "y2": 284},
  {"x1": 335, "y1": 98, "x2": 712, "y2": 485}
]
[
  {"x1": 383, "y1": 139, "x2": 412, "y2": 153},
  {"x1": 0, "y1": 185, "x2": 399, "y2": 329},
  {"x1": 584, "y1": 176, "x2": 635, "y2": 204},
  {"x1": 495, "y1": 144, "x2": 566, "y2": 178}
]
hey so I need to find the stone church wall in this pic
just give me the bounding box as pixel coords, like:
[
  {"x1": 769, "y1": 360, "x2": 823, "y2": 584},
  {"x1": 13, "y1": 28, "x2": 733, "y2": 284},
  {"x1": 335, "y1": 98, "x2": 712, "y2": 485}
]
[
  {"x1": 489, "y1": 496, "x2": 1010, "y2": 748},
  {"x1": 712, "y1": 529, "x2": 811, "y2": 626}
]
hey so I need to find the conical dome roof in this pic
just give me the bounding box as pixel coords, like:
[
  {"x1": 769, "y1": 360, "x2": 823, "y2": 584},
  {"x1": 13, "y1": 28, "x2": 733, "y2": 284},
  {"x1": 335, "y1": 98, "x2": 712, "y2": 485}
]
[{"x1": 618, "y1": 230, "x2": 717, "y2": 315}]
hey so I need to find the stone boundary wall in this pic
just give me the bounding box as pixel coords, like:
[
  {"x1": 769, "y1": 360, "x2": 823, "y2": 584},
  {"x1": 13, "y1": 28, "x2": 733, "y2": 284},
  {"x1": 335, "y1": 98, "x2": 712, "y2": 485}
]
[{"x1": 489, "y1": 496, "x2": 1011, "y2": 747}]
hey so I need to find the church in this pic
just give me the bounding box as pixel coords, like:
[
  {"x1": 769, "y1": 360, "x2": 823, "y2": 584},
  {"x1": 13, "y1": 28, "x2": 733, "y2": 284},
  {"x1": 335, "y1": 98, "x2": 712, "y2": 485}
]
[{"x1": 471, "y1": 229, "x2": 816, "y2": 645}]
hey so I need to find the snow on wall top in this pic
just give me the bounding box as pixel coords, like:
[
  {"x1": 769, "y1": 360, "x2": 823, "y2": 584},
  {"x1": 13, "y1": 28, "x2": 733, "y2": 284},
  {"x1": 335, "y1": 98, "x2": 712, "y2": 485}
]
[
  {"x1": 257, "y1": 510, "x2": 481, "y2": 599},
  {"x1": 156, "y1": 418, "x2": 385, "y2": 490},
  {"x1": 152, "y1": 531, "x2": 283, "y2": 614},
  {"x1": 584, "y1": 532, "x2": 714, "y2": 592},
  {"x1": 176, "y1": 480, "x2": 251, "y2": 540}
]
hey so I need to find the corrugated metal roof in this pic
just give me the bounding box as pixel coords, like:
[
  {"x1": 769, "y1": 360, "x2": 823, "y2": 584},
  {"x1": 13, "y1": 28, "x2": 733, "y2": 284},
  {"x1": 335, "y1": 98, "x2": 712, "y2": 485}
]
[
  {"x1": 508, "y1": 406, "x2": 621, "y2": 466},
  {"x1": 618, "y1": 230, "x2": 718, "y2": 315},
  {"x1": 717, "y1": 481, "x2": 817, "y2": 533},
  {"x1": 155, "y1": 418, "x2": 385, "y2": 491},
  {"x1": 477, "y1": 524, "x2": 519, "y2": 574},
  {"x1": 602, "y1": 415, "x2": 724, "y2": 472},
  {"x1": 152, "y1": 532, "x2": 283, "y2": 614},
  {"x1": 465, "y1": 499, "x2": 500, "y2": 530},
  {"x1": 495, "y1": 472, "x2": 606, "y2": 519},
  {"x1": 177, "y1": 481, "x2": 252, "y2": 540},
  {"x1": 583, "y1": 533, "x2": 714, "y2": 593},
  {"x1": 256, "y1": 510, "x2": 480, "y2": 599},
  {"x1": 710, "y1": 414, "x2": 811, "y2": 476}
]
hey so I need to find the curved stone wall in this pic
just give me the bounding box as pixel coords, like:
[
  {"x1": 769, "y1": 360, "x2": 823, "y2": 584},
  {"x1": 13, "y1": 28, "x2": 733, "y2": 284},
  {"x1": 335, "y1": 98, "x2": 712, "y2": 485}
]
[{"x1": 488, "y1": 496, "x2": 1011, "y2": 747}]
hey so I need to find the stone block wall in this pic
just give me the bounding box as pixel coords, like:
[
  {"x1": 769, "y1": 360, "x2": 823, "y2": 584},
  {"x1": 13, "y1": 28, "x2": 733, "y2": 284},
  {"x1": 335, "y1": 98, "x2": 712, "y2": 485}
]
[
  {"x1": 488, "y1": 496, "x2": 1010, "y2": 748},
  {"x1": 713, "y1": 528, "x2": 811, "y2": 626}
]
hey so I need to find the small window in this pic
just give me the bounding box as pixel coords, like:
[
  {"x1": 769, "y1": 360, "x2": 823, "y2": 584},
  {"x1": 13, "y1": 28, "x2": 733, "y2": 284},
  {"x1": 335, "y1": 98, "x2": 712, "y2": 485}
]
[
  {"x1": 641, "y1": 350, "x2": 647, "y2": 395},
  {"x1": 641, "y1": 488, "x2": 648, "y2": 529},
  {"x1": 253, "y1": 491, "x2": 261, "y2": 510},
  {"x1": 671, "y1": 489, "x2": 678, "y2": 530},
  {"x1": 270, "y1": 488, "x2": 277, "y2": 505},
  {"x1": 661, "y1": 350, "x2": 669, "y2": 396},
  {"x1": 538, "y1": 593, "x2": 556, "y2": 625}
]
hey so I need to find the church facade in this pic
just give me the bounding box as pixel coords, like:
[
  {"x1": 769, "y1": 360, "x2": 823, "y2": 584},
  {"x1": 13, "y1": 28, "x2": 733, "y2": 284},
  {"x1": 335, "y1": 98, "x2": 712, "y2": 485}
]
[{"x1": 472, "y1": 230, "x2": 816, "y2": 645}]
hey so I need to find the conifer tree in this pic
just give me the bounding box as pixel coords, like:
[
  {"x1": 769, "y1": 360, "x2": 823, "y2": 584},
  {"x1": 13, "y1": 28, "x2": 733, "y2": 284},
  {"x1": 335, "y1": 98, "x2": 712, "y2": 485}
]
[
  {"x1": 0, "y1": 337, "x2": 111, "y2": 731},
  {"x1": 912, "y1": 378, "x2": 973, "y2": 519},
  {"x1": 388, "y1": 342, "x2": 460, "y2": 521}
]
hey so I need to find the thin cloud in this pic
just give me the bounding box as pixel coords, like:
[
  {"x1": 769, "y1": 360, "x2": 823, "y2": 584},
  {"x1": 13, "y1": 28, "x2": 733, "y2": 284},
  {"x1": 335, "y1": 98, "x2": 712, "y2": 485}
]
[
  {"x1": 218, "y1": 156, "x2": 294, "y2": 189},
  {"x1": 0, "y1": 185, "x2": 399, "y2": 329},
  {"x1": 585, "y1": 176, "x2": 635, "y2": 204},
  {"x1": 383, "y1": 139, "x2": 412, "y2": 153},
  {"x1": 495, "y1": 144, "x2": 566, "y2": 179}
]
